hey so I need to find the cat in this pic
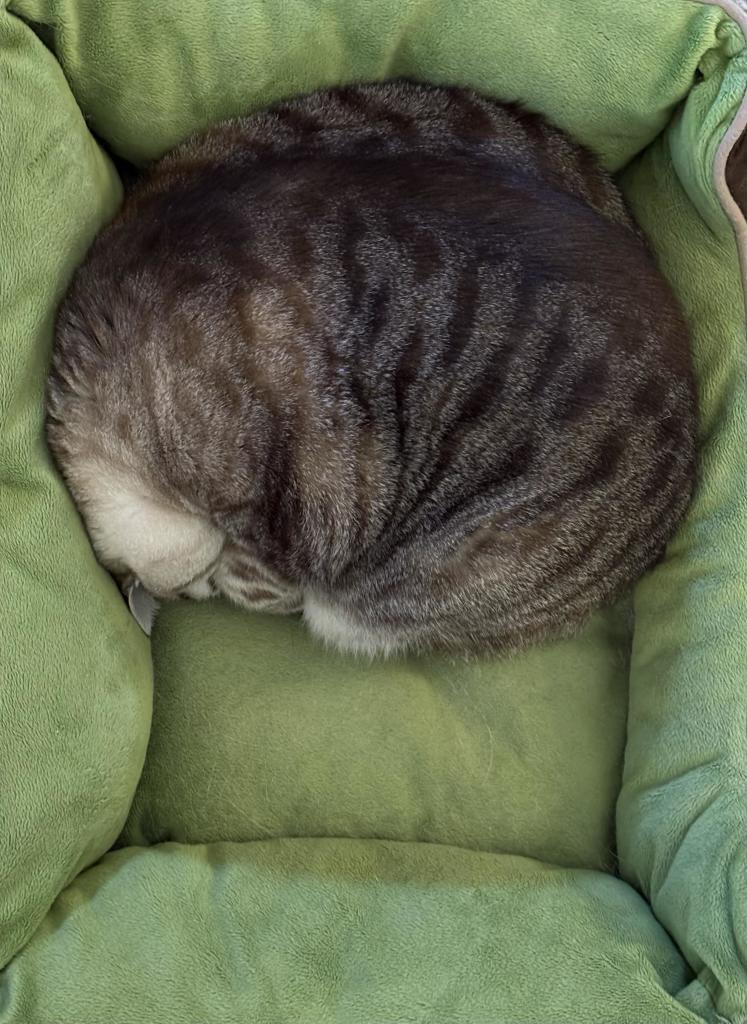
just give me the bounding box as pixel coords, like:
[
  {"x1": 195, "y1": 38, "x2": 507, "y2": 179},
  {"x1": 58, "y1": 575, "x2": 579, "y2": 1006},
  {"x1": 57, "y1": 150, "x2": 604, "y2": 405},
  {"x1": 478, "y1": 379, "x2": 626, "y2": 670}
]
[{"x1": 46, "y1": 79, "x2": 697, "y2": 657}]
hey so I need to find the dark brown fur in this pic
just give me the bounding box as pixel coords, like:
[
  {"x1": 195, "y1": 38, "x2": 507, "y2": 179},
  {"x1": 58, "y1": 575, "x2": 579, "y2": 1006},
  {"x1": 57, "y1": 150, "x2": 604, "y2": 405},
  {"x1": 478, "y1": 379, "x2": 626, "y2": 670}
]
[{"x1": 47, "y1": 80, "x2": 697, "y2": 656}]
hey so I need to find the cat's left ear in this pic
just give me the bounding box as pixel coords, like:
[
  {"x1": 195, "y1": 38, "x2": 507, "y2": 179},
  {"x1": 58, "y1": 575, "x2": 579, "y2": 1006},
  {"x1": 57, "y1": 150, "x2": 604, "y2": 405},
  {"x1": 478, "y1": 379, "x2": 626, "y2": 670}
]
[{"x1": 125, "y1": 578, "x2": 158, "y2": 635}]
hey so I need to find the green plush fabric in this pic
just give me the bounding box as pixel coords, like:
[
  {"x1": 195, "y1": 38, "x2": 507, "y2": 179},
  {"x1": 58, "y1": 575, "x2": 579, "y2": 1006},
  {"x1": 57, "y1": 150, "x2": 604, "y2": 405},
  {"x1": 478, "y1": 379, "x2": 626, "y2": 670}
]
[
  {"x1": 7, "y1": 0, "x2": 724, "y2": 170},
  {"x1": 618, "y1": 119, "x2": 747, "y2": 1024},
  {"x1": 0, "y1": 8, "x2": 152, "y2": 970},
  {"x1": 0, "y1": 842, "x2": 705, "y2": 1024},
  {"x1": 0, "y1": 0, "x2": 745, "y2": 1021},
  {"x1": 122, "y1": 602, "x2": 629, "y2": 870},
  {"x1": 616, "y1": 14, "x2": 747, "y2": 1020}
]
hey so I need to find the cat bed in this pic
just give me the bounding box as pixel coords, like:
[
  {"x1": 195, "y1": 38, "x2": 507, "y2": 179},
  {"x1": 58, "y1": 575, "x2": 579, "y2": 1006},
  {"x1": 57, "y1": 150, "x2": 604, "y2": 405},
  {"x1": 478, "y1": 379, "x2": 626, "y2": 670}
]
[{"x1": 1, "y1": 0, "x2": 746, "y2": 1020}]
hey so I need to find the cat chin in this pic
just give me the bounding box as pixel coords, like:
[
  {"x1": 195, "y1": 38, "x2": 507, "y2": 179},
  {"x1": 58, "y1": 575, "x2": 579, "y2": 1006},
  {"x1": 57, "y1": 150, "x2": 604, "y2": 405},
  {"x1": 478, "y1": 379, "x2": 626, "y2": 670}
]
[{"x1": 302, "y1": 593, "x2": 406, "y2": 659}]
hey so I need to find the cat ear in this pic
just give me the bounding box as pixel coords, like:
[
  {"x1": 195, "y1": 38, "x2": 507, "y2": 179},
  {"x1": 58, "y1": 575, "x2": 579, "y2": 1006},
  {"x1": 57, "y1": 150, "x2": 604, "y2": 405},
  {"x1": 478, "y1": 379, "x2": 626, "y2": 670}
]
[
  {"x1": 126, "y1": 578, "x2": 159, "y2": 635},
  {"x1": 73, "y1": 461, "x2": 224, "y2": 595}
]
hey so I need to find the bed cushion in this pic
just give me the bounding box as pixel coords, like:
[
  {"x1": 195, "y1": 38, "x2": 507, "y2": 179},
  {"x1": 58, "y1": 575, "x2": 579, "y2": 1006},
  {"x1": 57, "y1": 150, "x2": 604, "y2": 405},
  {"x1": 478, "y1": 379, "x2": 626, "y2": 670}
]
[
  {"x1": 0, "y1": 0, "x2": 745, "y2": 1021},
  {"x1": 0, "y1": 5, "x2": 151, "y2": 968},
  {"x1": 0, "y1": 842, "x2": 703, "y2": 1024}
]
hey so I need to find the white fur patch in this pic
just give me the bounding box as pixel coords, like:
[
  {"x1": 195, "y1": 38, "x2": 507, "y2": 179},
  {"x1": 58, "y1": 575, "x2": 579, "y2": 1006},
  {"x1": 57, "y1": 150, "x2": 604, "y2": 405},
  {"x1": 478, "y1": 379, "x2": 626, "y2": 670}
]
[
  {"x1": 77, "y1": 460, "x2": 224, "y2": 596},
  {"x1": 303, "y1": 593, "x2": 403, "y2": 658}
]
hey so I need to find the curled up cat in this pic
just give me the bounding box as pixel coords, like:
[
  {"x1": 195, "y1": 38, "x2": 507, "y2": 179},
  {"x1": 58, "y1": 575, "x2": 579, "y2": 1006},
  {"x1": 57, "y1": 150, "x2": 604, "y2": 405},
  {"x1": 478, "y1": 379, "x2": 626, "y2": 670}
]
[{"x1": 46, "y1": 80, "x2": 697, "y2": 657}]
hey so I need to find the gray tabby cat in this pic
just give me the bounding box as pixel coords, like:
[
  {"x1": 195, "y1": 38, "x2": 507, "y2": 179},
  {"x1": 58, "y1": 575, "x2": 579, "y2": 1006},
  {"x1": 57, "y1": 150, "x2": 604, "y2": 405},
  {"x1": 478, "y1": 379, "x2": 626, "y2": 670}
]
[{"x1": 46, "y1": 80, "x2": 697, "y2": 657}]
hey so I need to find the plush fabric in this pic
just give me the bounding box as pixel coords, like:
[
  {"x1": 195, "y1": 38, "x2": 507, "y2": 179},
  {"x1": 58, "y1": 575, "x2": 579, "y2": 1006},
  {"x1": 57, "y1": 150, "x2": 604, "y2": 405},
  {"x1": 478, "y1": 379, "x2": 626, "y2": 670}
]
[
  {"x1": 0, "y1": 842, "x2": 706, "y2": 1024},
  {"x1": 0, "y1": 0, "x2": 745, "y2": 1021},
  {"x1": 0, "y1": 7, "x2": 152, "y2": 969},
  {"x1": 618, "y1": 131, "x2": 747, "y2": 1024},
  {"x1": 6, "y1": 0, "x2": 725, "y2": 170},
  {"x1": 616, "y1": 14, "x2": 747, "y2": 1020},
  {"x1": 121, "y1": 601, "x2": 630, "y2": 870}
]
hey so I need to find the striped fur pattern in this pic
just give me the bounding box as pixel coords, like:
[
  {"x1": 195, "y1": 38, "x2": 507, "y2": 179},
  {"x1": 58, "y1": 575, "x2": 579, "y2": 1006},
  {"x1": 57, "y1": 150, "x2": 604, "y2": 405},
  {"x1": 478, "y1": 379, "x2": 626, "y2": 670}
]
[{"x1": 46, "y1": 80, "x2": 697, "y2": 657}]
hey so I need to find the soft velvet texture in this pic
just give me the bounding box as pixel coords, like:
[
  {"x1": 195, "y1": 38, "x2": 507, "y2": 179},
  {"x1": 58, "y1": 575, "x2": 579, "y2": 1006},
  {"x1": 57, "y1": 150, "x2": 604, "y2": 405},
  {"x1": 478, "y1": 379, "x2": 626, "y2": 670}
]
[
  {"x1": 0, "y1": 0, "x2": 745, "y2": 1021},
  {"x1": 121, "y1": 602, "x2": 630, "y2": 871},
  {"x1": 0, "y1": 6, "x2": 152, "y2": 970},
  {"x1": 0, "y1": 842, "x2": 706, "y2": 1024}
]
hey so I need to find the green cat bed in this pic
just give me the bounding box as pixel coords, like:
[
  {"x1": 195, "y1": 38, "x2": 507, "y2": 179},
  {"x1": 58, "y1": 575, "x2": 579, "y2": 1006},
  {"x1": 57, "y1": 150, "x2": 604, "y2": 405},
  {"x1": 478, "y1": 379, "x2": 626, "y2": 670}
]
[{"x1": 1, "y1": 0, "x2": 746, "y2": 1021}]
